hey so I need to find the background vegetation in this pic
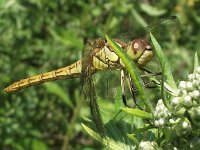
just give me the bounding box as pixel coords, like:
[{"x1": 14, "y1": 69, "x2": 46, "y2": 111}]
[{"x1": 0, "y1": 0, "x2": 199, "y2": 149}]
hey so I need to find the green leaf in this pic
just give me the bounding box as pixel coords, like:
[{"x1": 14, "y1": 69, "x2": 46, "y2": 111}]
[
  {"x1": 121, "y1": 107, "x2": 153, "y2": 119},
  {"x1": 140, "y1": 3, "x2": 166, "y2": 16},
  {"x1": 127, "y1": 134, "x2": 139, "y2": 145},
  {"x1": 82, "y1": 123, "x2": 132, "y2": 150},
  {"x1": 44, "y1": 82, "x2": 74, "y2": 108},
  {"x1": 150, "y1": 33, "x2": 177, "y2": 92},
  {"x1": 32, "y1": 139, "x2": 48, "y2": 150},
  {"x1": 105, "y1": 35, "x2": 153, "y2": 113},
  {"x1": 193, "y1": 52, "x2": 199, "y2": 73},
  {"x1": 133, "y1": 125, "x2": 154, "y2": 134}
]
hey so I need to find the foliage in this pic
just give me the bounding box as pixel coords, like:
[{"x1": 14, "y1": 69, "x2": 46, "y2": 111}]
[{"x1": 0, "y1": 0, "x2": 200, "y2": 150}]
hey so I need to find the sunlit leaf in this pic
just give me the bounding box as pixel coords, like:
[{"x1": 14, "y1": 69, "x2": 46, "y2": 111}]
[
  {"x1": 82, "y1": 123, "x2": 133, "y2": 150},
  {"x1": 140, "y1": 3, "x2": 166, "y2": 16},
  {"x1": 121, "y1": 107, "x2": 153, "y2": 119},
  {"x1": 150, "y1": 33, "x2": 177, "y2": 91}
]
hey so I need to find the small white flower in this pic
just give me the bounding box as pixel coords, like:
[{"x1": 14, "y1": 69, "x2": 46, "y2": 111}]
[
  {"x1": 192, "y1": 80, "x2": 198, "y2": 87},
  {"x1": 139, "y1": 141, "x2": 147, "y2": 148},
  {"x1": 169, "y1": 118, "x2": 176, "y2": 124},
  {"x1": 158, "y1": 118, "x2": 165, "y2": 126},
  {"x1": 191, "y1": 90, "x2": 200, "y2": 99},
  {"x1": 154, "y1": 120, "x2": 159, "y2": 126},
  {"x1": 179, "y1": 81, "x2": 187, "y2": 89},
  {"x1": 138, "y1": 141, "x2": 160, "y2": 150},
  {"x1": 182, "y1": 121, "x2": 189, "y2": 129},
  {"x1": 188, "y1": 74, "x2": 194, "y2": 81},
  {"x1": 155, "y1": 107, "x2": 162, "y2": 114},
  {"x1": 183, "y1": 95, "x2": 192, "y2": 107},
  {"x1": 171, "y1": 97, "x2": 180, "y2": 106},
  {"x1": 186, "y1": 81, "x2": 194, "y2": 90}
]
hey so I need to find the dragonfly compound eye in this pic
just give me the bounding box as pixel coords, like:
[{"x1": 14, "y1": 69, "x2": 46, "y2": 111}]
[
  {"x1": 126, "y1": 38, "x2": 153, "y2": 66},
  {"x1": 126, "y1": 38, "x2": 148, "y2": 60},
  {"x1": 137, "y1": 39, "x2": 153, "y2": 66}
]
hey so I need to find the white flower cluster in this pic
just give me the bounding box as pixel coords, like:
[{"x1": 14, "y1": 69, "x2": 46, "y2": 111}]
[
  {"x1": 170, "y1": 66, "x2": 200, "y2": 127},
  {"x1": 171, "y1": 66, "x2": 200, "y2": 109},
  {"x1": 138, "y1": 141, "x2": 161, "y2": 150},
  {"x1": 154, "y1": 99, "x2": 171, "y2": 127}
]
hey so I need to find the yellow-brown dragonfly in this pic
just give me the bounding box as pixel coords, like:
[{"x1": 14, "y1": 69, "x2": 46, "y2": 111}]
[
  {"x1": 4, "y1": 16, "x2": 179, "y2": 135},
  {"x1": 4, "y1": 38, "x2": 153, "y2": 93}
]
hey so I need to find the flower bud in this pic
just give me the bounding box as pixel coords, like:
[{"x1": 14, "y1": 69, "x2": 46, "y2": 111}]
[
  {"x1": 188, "y1": 74, "x2": 194, "y2": 81},
  {"x1": 178, "y1": 81, "x2": 187, "y2": 89},
  {"x1": 158, "y1": 118, "x2": 165, "y2": 126},
  {"x1": 175, "y1": 120, "x2": 191, "y2": 137},
  {"x1": 182, "y1": 95, "x2": 192, "y2": 107},
  {"x1": 191, "y1": 90, "x2": 200, "y2": 99},
  {"x1": 171, "y1": 97, "x2": 180, "y2": 106},
  {"x1": 138, "y1": 141, "x2": 161, "y2": 150},
  {"x1": 186, "y1": 81, "x2": 194, "y2": 90}
]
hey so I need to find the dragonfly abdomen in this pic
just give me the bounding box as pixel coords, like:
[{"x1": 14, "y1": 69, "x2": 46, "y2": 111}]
[{"x1": 4, "y1": 60, "x2": 82, "y2": 92}]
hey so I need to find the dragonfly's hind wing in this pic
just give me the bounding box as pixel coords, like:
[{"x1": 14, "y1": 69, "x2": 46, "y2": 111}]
[
  {"x1": 81, "y1": 39, "x2": 107, "y2": 136},
  {"x1": 144, "y1": 16, "x2": 180, "y2": 40},
  {"x1": 94, "y1": 70, "x2": 121, "y2": 100},
  {"x1": 119, "y1": 16, "x2": 180, "y2": 42}
]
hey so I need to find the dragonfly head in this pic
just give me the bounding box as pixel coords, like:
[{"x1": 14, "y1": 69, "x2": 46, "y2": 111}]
[{"x1": 126, "y1": 38, "x2": 153, "y2": 66}]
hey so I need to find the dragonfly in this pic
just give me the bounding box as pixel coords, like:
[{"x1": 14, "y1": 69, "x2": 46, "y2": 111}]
[
  {"x1": 4, "y1": 38, "x2": 153, "y2": 98},
  {"x1": 4, "y1": 16, "x2": 179, "y2": 135}
]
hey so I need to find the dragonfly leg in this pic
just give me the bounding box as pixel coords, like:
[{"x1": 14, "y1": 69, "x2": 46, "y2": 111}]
[
  {"x1": 143, "y1": 80, "x2": 161, "y2": 88},
  {"x1": 140, "y1": 67, "x2": 162, "y2": 76},
  {"x1": 121, "y1": 70, "x2": 128, "y2": 107},
  {"x1": 128, "y1": 75, "x2": 143, "y2": 110},
  {"x1": 139, "y1": 67, "x2": 162, "y2": 88}
]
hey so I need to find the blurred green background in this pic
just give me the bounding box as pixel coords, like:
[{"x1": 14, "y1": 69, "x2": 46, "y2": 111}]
[{"x1": 0, "y1": 0, "x2": 199, "y2": 149}]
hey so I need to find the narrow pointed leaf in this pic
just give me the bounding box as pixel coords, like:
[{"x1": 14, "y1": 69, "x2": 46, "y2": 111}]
[
  {"x1": 121, "y1": 107, "x2": 153, "y2": 119},
  {"x1": 82, "y1": 123, "x2": 131, "y2": 150},
  {"x1": 150, "y1": 33, "x2": 177, "y2": 91},
  {"x1": 133, "y1": 125, "x2": 153, "y2": 134},
  {"x1": 127, "y1": 134, "x2": 139, "y2": 145}
]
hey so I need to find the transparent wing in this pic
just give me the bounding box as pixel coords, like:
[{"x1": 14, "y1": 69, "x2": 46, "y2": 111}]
[
  {"x1": 94, "y1": 70, "x2": 121, "y2": 100},
  {"x1": 81, "y1": 39, "x2": 106, "y2": 136},
  {"x1": 94, "y1": 70, "x2": 135, "y2": 106},
  {"x1": 119, "y1": 16, "x2": 180, "y2": 41},
  {"x1": 144, "y1": 16, "x2": 180, "y2": 40}
]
